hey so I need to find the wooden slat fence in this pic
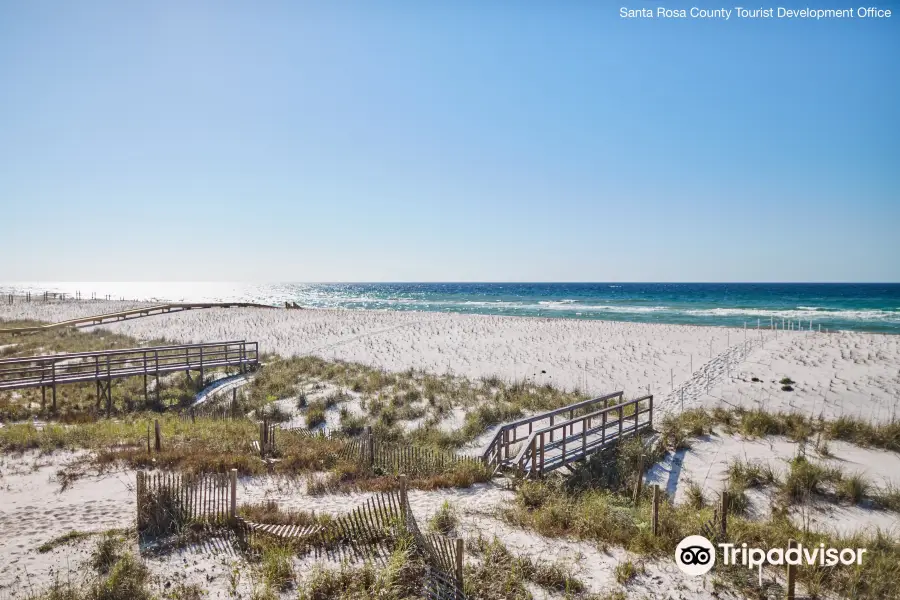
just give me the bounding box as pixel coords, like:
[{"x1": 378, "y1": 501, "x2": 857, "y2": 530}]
[
  {"x1": 274, "y1": 426, "x2": 480, "y2": 478},
  {"x1": 699, "y1": 490, "x2": 729, "y2": 543},
  {"x1": 238, "y1": 476, "x2": 465, "y2": 599},
  {"x1": 136, "y1": 470, "x2": 236, "y2": 534},
  {"x1": 400, "y1": 478, "x2": 465, "y2": 599},
  {"x1": 370, "y1": 440, "x2": 482, "y2": 476},
  {"x1": 316, "y1": 489, "x2": 405, "y2": 559}
]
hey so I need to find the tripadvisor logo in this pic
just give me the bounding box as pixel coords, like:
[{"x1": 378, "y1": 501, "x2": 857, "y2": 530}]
[
  {"x1": 675, "y1": 535, "x2": 716, "y2": 576},
  {"x1": 675, "y1": 536, "x2": 867, "y2": 576}
]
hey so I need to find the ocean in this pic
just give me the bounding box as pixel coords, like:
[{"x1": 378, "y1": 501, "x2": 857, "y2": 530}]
[{"x1": 2, "y1": 282, "x2": 899, "y2": 334}]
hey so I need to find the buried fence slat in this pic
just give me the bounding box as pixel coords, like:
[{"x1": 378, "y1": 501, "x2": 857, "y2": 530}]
[
  {"x1": 230, "y1": 469, "x2": 237, "y2": 520},
  {"x1": 720, "y1": 490, "x2": 728, "y2": 538},
  {"x1": 651, "y1": 484, "x2": 660, "y2": 536},
  {"x1": 354, "y1": 508, "x2": 372, "y2": 545},
  {"x1": 361, "y1": 499, "x2": 379, "y2": 541},
  {"x1": 374, "y1": 494, "x2": 386, "y2": 527},
  {"x1": 455, "y1": 537, "x2": 464, "y2": 588}
]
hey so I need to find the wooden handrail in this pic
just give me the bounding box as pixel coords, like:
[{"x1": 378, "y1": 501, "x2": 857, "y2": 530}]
[
  {"x1": 481, "y1": 391, "x2": 624, "y2": 464},
  {"x1": 514, "y1": 394, "x2": 653, "y2": 476},
  {"x1": 0, "y1": 341, "x2": 259, "y2": 392},
  {"x1": 0, "y1": 340, "x2": 251, "y2": 365}
]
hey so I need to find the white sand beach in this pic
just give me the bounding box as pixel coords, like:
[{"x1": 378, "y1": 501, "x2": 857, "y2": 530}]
[{"x1": 2, "y1": 300, "x2": 899, "y2": 599}]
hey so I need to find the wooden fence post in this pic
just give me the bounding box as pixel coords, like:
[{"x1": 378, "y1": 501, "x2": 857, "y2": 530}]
[
  {"x1": 136, "y1": 471, "x2": 146, "y2": 531},
  {"x1": 633, "y1": 452, "x2": 644, "y2": 503},
  {"x1": 651, "y1": 484, "x2": 660, "y2": 535},
  {"x1": 720, "y1": 490, "x2": 728, "y2": 538},
  {"x1": 399, "y1": 474, "x2": 408, "y2": 525},
  {"x1": 146, "y1": 422, "x2": 151, "y2": 453},
  {"x1": 230, "y1": 469, "x2": 238, "y2": 520},
  {"x1": 455, "y1": 537, "x2": 464, "y2": 588},
  {"x1": 786, "y1": 539, "x2": 797, "y2": 600},
  {"x1": 259, "y1": 421, "x2": 266, "y2": 457},
  {"x1": 366, "y1": 426, "x2": 375, "y2": 468},
  {"x1": 154, "y1": 420, "x2": 161, "y2": 451}
]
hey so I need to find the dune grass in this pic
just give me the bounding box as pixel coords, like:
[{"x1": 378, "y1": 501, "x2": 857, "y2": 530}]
[
  {"x1": 465, "y1": 535, "x2": 586, "y2": 597},
  {"x1": 507, "y1": 473, "x2": 900, "y2": 599},
  {"x1": 662, "y1": 406, "x2": 900, "y2": 454},
  {"x1": 36, "y1": 530, "x2": 95, "y2": 553}
]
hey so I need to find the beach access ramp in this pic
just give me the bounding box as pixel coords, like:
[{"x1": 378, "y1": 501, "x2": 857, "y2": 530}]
[
  {"x1": 0, "y1": 302, "x2": 275, "y2": 335},
  {"x1": 0, "y1": 340, "x2": 259, "y2": 412},
  {"x1": 480, "y1": 391, "x2": 653, "y2": 477}
]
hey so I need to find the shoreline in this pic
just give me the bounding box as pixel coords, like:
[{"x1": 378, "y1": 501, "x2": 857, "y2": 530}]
[
  {"x1": 3, "y1": 281, "x2": 899, "y2": 335},
  {"x1": 3, "y1": 297, "x2": 898, "y2": 337}
]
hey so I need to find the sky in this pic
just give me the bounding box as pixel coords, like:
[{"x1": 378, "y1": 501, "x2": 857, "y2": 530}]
[{"x1": 0, "y1": 1, "x2": 897, "y2": 282}]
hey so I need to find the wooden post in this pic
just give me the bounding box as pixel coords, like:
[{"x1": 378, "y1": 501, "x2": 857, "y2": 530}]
[
  {"x1": 720, "y1": 490, "x2": 728, "y2": 538},
  {"x1": 259, "y1": 421, "x2": 266, "y2": 457},
  {"x1": 635, "y1": 399, "x2": 640, "y2": 432},
  {"x1": 786, "y1": 539, "x2": 797, "y2": 600},
  {"x1": 633, "y1": 452, "x2": 644, "y2": 503},
  {"x1": 601, "y1": 411, "x2": 607, "y2": 445},
  {"x1": 136, "y1": 471, "x2": 146, "y2": 531},
  {"x1": 229, "y1": 469, "x2": 238, "y2": 520},
  {"x1": 146, "y1": 422, "x2": 151, "y2": 453},
  {"x1": 399, "y1": 474, "x2": 408, "y2": 525},
  {"x1": 154, "y1": 419, "x2": 161, "y2": 451},
  {"x1": 366, "y1": 426, "x2": 375, "y2": 467},
  {"x1": 455, "y1": 537, "x2": 464, "y2": 587},
  {"x1": 539, "y1": 432, "x2": 545, "y2": 476},
  {"x1": 503, "y1": 428, "x2": 509, "y2": 460},
  {"x1": 651, "y1": 484, "x2": 660, "y2": 535},
  {"x1": 232, "y1": 388, "x2": 237, "y2": 417}
]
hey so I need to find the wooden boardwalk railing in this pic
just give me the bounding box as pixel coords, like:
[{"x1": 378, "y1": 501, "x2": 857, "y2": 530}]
[
  {"x1": 0, "y1": 340, "x2": 258, "y2": 411},
  {"x1": 514, "y1": 394, "x2": 653, "y2": 477},
  {"x1": 0, "y1": 302, "x2": 275, "y2": 335},
  {"x1": 481, "y1": 391, "x2": 627, "y2": 470}
]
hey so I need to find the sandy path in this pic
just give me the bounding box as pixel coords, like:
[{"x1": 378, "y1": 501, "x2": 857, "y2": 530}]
[{"x1": 0, "y1": 452, "x2": 137, "y2": 595}]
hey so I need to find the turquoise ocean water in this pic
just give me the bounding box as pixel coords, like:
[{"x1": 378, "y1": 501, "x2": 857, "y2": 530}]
[{"x1": 3, "y1": 283, "x2": 899, "y2": 334}]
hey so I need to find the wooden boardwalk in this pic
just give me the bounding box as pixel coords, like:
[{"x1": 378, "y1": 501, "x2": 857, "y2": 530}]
[
  {"x1": 0, "y1": 340, "x2": 258, "y2": 411},
  {"x1": 0, "y1": 302, "x2": 275, "y2": 335},
  {"x1": 481, "y1": 391, "x2": 653, "y2": 477}
]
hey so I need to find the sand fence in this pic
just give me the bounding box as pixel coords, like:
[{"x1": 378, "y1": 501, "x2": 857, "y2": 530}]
[{"x1": 135, "y1": 470, "x2": 465, "y2": 599}]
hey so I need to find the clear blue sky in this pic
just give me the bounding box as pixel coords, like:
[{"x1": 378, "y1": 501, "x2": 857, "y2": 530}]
[{"x1": 1, "y1": 1, "x2": 897, "y2": 282}]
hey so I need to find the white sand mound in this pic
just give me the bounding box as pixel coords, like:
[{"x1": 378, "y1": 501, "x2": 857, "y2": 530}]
[
  {"x1": 0, "y1": 452, "x2": 137, "y2": 595},
  {"x1": 646, "y1": 431, "x2": 900, "y2": 537}
]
